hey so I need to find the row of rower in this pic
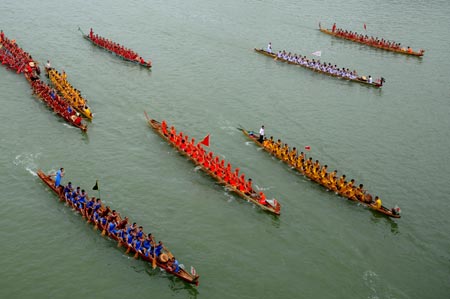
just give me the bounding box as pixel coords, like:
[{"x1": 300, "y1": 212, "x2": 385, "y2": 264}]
[
  {"x1": 330, "y1": 23, "x2": 424, "y2": 54},
  {"x1": 261, "y1": 136, "x2": 400, "y2": 215},
  {"x1": 161, "y1": 120, "x2": 279, "y2": 210},
  {"x1": 273, "y1": 48, "x2": 381, "y2": 84},
  {"x1": 0, "y1": 31, "x2": 40, "y2": 76},
  {"x1": 29, "y1": 77, "x2": 85, "y2": 127},
  {"x1": 46, "y1": 67, "x2": 92, "y2": 119},
  {"x1": 61, "y1": 182, "x2": 181, "y2": 273},
  {"x1": 88, "y1": 28, "x2": 152, "y2": 66}
]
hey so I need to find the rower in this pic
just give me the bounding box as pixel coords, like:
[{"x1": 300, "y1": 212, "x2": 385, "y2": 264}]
[
  {"x1": 63, "y1": 182, "x2": 73, "y2": 198},
  {"x1": 245, "y1": 178, "x2": 254, "y2": 195},
  {"x1": 258, "y1": 192, "x2": 267, "y2": 205},
  {"x1": 161, "y1": 120, "x2": 168, "y2": 135},
  {"x1": 137, "y1": 226, "x2": 144, "y2": 239},
  {"x1": 155, "y1": 241, "x2": 164, "y2": 257},
  {"x1": 267, "y1": 42, "x2": 272, "y2": 53},
  {"x1": 374, "y1": 196, "x2": 382, "y2": 209},
  {"x1": 143, "y1": 233, "x2": 153, "y2": 254}
]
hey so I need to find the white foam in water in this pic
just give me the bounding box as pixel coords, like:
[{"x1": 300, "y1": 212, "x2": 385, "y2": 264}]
[
  {"x1": 363, "y1": 270, "x2": 384, "y2": 299},
  {"x1": 14, "y1": 153, "x2": 41, "y2": 176},
  {"x1": 62, "y1": 123, "x2": 76, "y2": 129}
]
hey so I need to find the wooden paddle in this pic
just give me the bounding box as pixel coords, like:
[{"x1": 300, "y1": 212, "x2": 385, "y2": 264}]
[
  {"x1": 152, "y1": 251, "x2": 157, "y2": 269},
  {"x1": 163, "y1": 245, "x2": 174, "y2": 260}
]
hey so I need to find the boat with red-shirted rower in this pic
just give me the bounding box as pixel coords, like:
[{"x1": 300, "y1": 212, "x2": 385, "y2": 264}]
[
  {"x1": 318, "y1": 23, "x2": 424, "y2": 57},
  {"x1": 145, "y1": 111, "x2": 281, "y2": 215}
]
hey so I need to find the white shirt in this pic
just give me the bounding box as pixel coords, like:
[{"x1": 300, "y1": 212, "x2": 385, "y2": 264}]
[
  {"x1": 267, "y1": 44, "x2": 272, "y2": 53},
  {"x1": 259, "y1": 127, "x2": 265, "y2": 136},
  {"x1": 368, "y1": 77, "x2": 373, "y2": 83}
]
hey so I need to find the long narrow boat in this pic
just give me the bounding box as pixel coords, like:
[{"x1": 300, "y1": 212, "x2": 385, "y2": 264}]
[
  {"x1": 25, "y1": 74, "x2": 88, "y2": 132},
  {"x1": 37, "y1": 169, "x2": 199, "y2": 285},
  {"x1": 79, "y1": 27, "x2": 152, "y2": 69},
  {"x1": 46, "y1": 67, "x2": 93, "y2": 120},
  {"x1": 238, "y1": 127, "x2": 401, "y2": 218},
  {"x1": 319, "y1": 24, "x2": 424, "y2": 57},
  {"x1": 1, "y1": 33, "x2": 87, "y2": 132},
  {"x1": 254, "y1": 48, "x2": 384, "y2": 88},
  {"x1": 145, "y1": 112, "x2": 281, "y2": 215}
]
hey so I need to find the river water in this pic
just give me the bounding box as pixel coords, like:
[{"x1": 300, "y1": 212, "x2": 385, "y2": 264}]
[{"x1": 1, "y1": 0, "x2": 449, "y2": 298}]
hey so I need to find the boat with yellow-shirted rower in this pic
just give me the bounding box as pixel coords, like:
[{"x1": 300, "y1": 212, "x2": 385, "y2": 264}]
[{"x1": 237, "y1": 127, "x2": 401, "y2": 218}]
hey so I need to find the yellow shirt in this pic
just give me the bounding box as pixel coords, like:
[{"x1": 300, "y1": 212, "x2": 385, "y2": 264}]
[{"x1": 375, "y1": 199, "x2": 382, "y2": 209}]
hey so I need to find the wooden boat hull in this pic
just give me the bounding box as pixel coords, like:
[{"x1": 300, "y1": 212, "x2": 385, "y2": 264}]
[
  {"x1": 254, "y1": 48, "x2": 383, "y2": 87},
  {"x1": 238, "y1": 128, "x2": 401, "y2": 218},
  {"x1": 25, "y1": 75, "x2": 88, "y2": 132},
  {"x1": 36, "y1": 169, "x2": 199, "y2": 285},
  {"x1": 146, "y1": 114, "x2": 281, "y2": 215},
  {"x1": 319, "y1": 28, "x2": 424, "y2": 57},
  {"x1": 82, "y1": 34, "x2": 152, "y2": 68}
]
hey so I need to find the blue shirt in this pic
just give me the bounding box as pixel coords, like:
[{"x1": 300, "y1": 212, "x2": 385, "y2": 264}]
[{"x1": 155, "y1": 244, "x2": 163, "y2": 256}]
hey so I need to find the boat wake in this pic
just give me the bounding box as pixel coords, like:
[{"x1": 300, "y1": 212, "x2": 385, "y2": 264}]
[
  {"x1": 14, "y1": 153, "x2": 41, "y2": 176},
  {"x1": 63, "y1": 123, "x2": 77, "y2": 129},
  {"x1": 363, "y1": 270, "x2": 392, "y2": 299}
]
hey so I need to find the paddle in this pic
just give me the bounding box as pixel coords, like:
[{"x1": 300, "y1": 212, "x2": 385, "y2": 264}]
[
  {"x1": 163, "y1": 245, "x2": 174, "y2": 260},
  {"x1": 77, "y1": 27, "x2": 85, "y2": 36},
  {"x1": 152, "y1": 250, "x2": 157, "y2": 269},
  {"x1": 144, "y1": 110, "x2": 150, "y2": 122}
]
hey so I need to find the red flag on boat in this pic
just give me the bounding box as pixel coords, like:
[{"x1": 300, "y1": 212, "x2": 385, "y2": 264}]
[
  {"x1": 364, "y1": 23, "x2": 367, "y2": 30},
  {"x1": 199, "y1": 134, "x2": 210, "y2": 147},
  {"x1": 304, "y1": 145, "x2": 311, "y2": 151}
]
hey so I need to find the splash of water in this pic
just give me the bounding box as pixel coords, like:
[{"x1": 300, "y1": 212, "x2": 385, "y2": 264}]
[{"x1": 13, "y1": 153, "x2": 41, "y2": 176}]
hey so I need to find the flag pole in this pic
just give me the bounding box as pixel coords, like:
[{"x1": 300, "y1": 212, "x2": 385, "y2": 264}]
[{"x1": 93, "y1": 180, "x2": 100, "y2": 199}]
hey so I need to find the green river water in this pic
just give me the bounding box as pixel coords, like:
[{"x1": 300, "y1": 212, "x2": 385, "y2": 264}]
[{"x1": 1, "y1": 0, "x2": 450, "y2": 298}]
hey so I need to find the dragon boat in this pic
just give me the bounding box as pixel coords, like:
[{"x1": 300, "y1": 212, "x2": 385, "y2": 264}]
[
  {"x1": 79, "y1": 27, "x2": 152, "y2": 68},
  {"x1": 238, "y1": 127, "x2": 401, "y2": 218},
  {"x1": 37, "y1": 169, "x2": 199, "y2": 285},
  {"x1": 254, "y1": 48, "x2": 385, "y2": 87},
  {"x1": 45, "y1": 67, "x2": 93, "y2": 120},
  {"x1": 145, "y1": 112, "x2": 281, "y2": 215},
  {"x1": 319, "y1": 24, "x2": 424, "y2": 57}
]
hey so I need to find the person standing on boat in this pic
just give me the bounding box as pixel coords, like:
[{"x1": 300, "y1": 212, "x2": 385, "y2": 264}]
[
  {"x1": 368, "y1": 75, "x2": 373, "y2": 83},
  {"x1": 45, "y1": 60, "x2": 51, "y2": 71},
  {"x1": 267, "y1": 42, "x2": 272, "y2": 53},
  {"x1": 332, "y1": 23, "x2": 336, "y2": 33},
  {"x1": 258, "y1": 125, "x2": 265, "y2": 143},
  {"x1": 53, "y1": 167, "x2": 64, "y2": 188}
]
